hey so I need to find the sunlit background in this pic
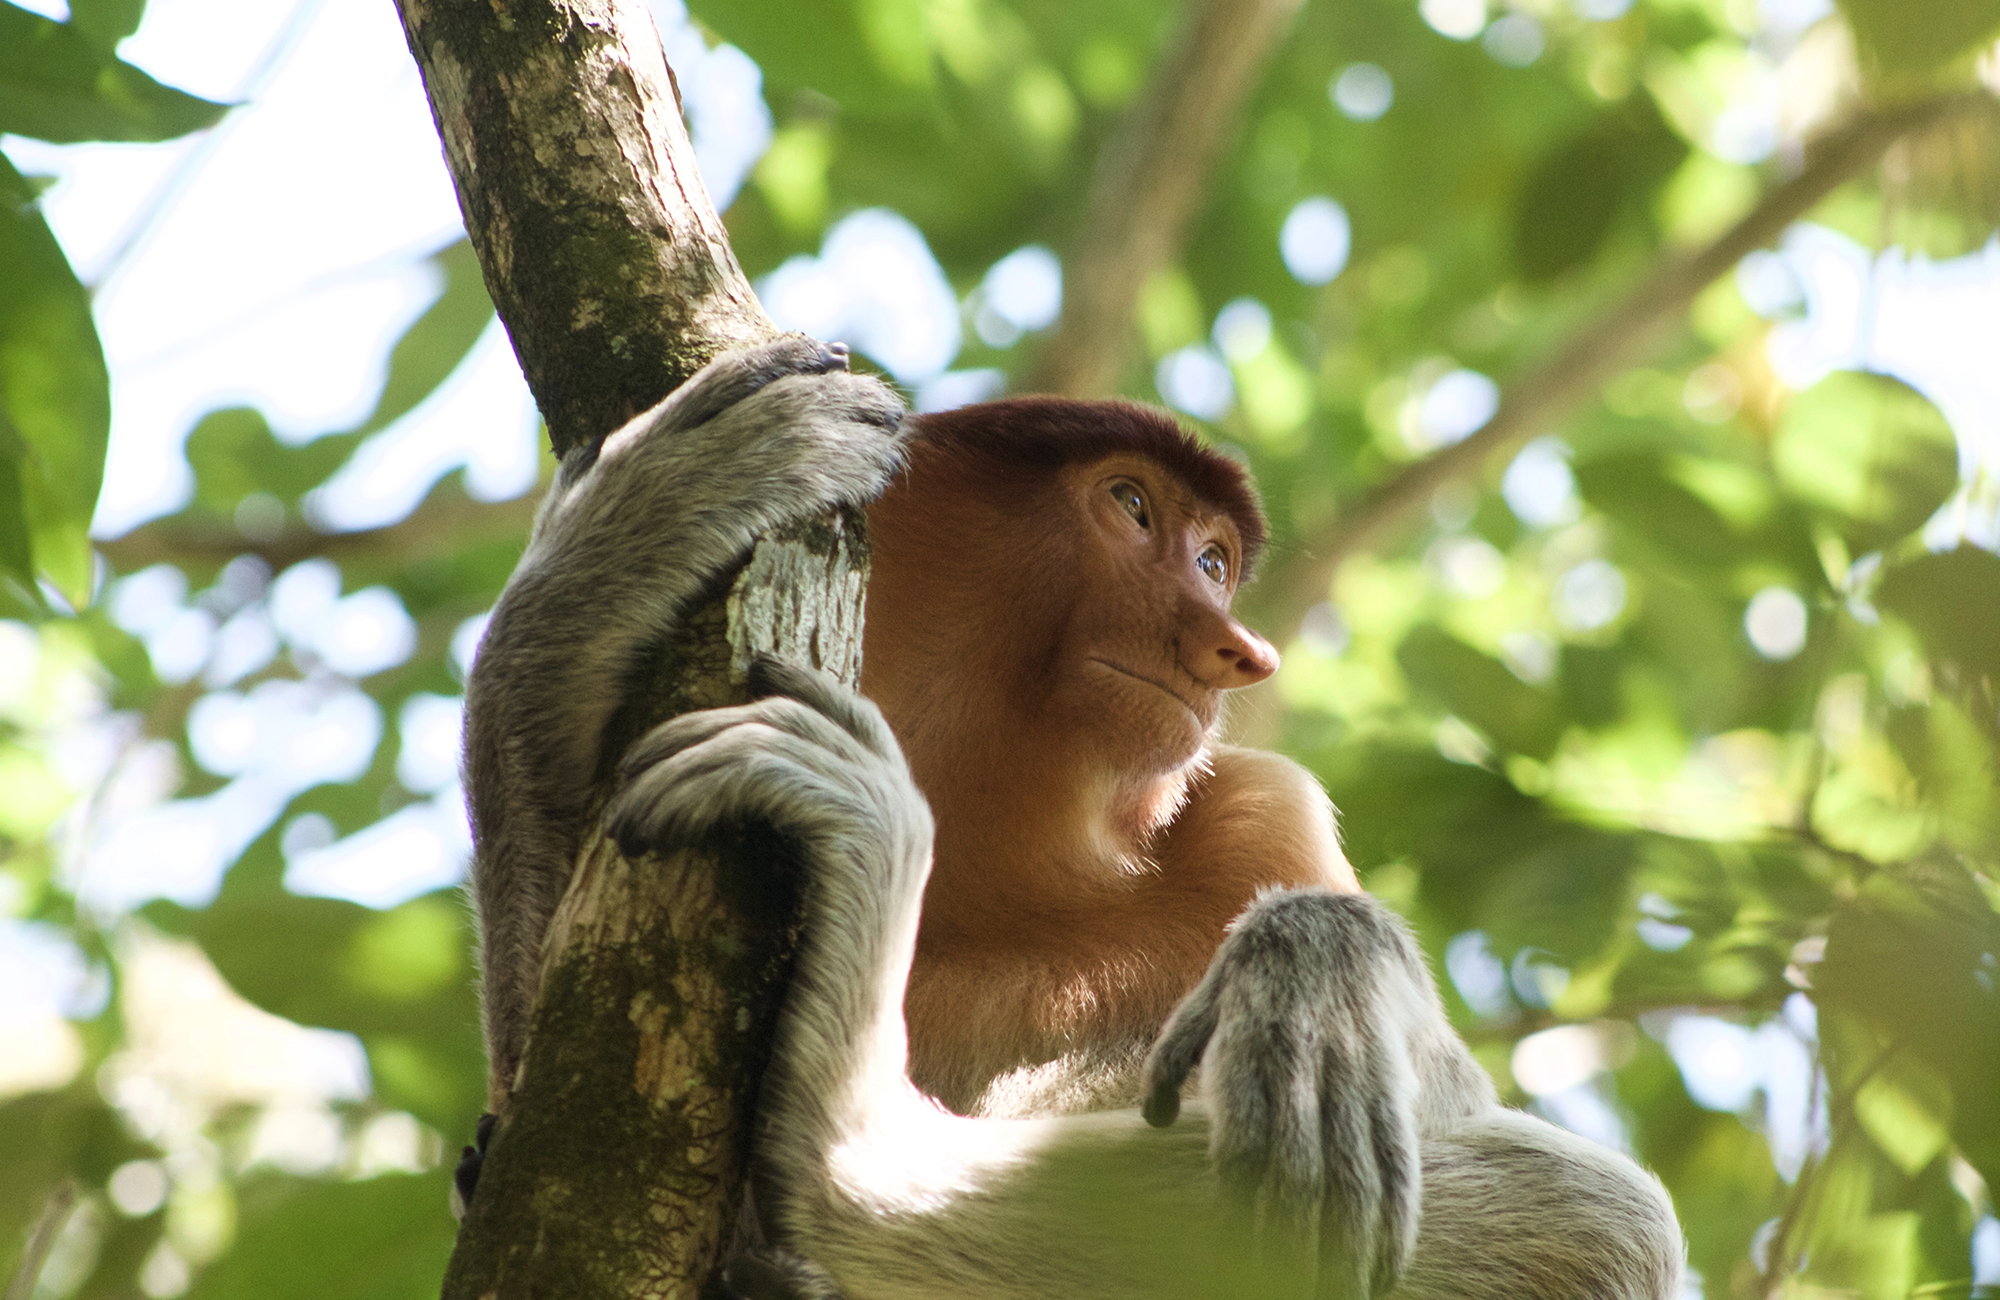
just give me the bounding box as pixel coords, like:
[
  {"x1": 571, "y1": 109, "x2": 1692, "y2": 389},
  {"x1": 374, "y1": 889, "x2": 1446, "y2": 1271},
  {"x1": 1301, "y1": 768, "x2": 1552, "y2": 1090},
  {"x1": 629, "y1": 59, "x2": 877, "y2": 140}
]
[{"x1": 4, "y1": 0, "x2": 1999, "y2": 1292}]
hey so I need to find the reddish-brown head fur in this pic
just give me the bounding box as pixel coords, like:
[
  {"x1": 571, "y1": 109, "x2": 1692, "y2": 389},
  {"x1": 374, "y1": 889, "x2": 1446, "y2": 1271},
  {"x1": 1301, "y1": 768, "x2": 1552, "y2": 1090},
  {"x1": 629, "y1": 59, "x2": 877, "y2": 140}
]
[
  {"x1": 861, "y1": 397, "x2": 1279, "y2": 927},
  {"x1": 900, "y1": 398, "x2": 1267, "y2": 568}
]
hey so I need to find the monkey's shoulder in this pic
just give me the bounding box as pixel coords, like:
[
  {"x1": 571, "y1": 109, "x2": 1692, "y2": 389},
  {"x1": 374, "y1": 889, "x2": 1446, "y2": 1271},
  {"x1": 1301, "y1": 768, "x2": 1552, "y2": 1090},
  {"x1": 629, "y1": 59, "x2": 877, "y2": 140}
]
[{"x1": 1163, "y1": 746, "x2": 1357, "y2": 894}]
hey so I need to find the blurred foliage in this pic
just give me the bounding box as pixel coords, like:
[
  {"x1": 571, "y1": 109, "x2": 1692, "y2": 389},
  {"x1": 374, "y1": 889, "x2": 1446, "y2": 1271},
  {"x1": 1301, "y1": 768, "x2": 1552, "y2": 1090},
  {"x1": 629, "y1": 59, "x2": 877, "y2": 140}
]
[{"x1": 2, "y1": 0, "x2": 1998, "y2": 1296}]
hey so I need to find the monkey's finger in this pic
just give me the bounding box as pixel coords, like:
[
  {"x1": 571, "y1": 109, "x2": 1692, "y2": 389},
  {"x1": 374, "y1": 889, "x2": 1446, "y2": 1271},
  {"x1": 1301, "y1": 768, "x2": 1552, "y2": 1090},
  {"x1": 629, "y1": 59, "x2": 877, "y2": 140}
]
[
  {"x1": 647, "y1": 335, "x2": 853, "y2": 439},
  {"x1": 722, "y1": 1248, "x2": 847, "y2": 1300},
  {"x1": 749, "y1": 655, "x2": 902, "y2": 761},
  {"x1": 742, "y1": 371, "x2": 908, "y2": 446},
  {"x1": 611, "y1": 718, "x2": 890, "y2": 848},
  {"x1": 1140, "y1": 968, "x2": 1223, "y2": 1127},
  {"x1": 607, "y1": 736, "x2": 865, "y2": 860},
  {"x1": 1357, "y1": 1079, "x2": 1421, "y2": 1298},
  {"x1": 619, "y1": 717, "x2": 865, "y2": 810},
  {"x1": 620, "y1": 696, "x2": 875, "y2": 784},
  {"x1": 1309, "y1": 1051, "x2": 1387, "y2": 1300}
]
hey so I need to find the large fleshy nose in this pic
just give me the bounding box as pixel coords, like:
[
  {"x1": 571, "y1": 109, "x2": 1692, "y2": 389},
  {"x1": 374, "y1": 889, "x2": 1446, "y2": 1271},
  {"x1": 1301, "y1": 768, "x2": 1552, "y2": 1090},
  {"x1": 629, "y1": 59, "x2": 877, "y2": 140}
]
[{"x1": 1181, "y1": 602, "x2": 1279, "y2": 689}]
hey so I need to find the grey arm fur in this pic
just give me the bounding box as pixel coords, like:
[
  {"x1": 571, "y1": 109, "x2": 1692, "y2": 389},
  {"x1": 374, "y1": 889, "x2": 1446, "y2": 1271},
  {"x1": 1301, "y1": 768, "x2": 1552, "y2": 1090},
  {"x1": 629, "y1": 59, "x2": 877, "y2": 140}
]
[
  {"x1": 463, "y1": 335, "x2": 906, "y2": 1106},
  {"x1": 614, "y1": 659, "x2": 1685, "y2": 1300}
]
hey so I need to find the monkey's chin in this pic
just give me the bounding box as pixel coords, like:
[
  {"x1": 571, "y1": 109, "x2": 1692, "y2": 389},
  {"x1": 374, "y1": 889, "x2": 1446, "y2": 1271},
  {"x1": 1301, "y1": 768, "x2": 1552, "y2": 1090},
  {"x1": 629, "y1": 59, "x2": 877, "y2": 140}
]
[{"x1": 1081, "y1": 660, "x2": 1213, "y2": 771}]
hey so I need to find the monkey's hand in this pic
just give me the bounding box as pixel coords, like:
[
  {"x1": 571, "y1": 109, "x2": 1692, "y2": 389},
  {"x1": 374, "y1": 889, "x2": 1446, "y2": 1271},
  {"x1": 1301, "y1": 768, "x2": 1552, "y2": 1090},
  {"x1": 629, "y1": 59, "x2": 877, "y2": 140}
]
[
  {"x1": 600, "y1": 657, "x2": 933, "y2": 1300},
  {"x1": 603, "y1": 654, "x2": 933, "y2": 914},
  {"x1": 1140, "y1": 890, "x2": 1428, "y2": 1299},
  {"x1": 465, "y1": 335, "x2": 907, "y2": 1112}
]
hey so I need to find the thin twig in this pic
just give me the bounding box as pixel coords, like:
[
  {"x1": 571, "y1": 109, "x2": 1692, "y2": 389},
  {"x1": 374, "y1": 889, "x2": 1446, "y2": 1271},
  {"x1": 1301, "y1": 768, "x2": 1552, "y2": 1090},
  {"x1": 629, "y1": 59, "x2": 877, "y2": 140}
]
[
  {"x1": 1457, "y1": 996, "x2": 1786, "y2": 1046},
  {"x1": 1753, "y1": 1037, "x2": 1901, "y2": 1297},
  {"x1": 90, "y1": 0, "x2": 330, "y2": 298},
  {"x1": 5, "y1": 1179, "x2": 78, "y2": 1300},
  {"x1": 1271, "y1": 91, "x2": 1994, "y2": 628},
  {"x1": 1024, "y1": 0, "x2": 1305, "y2": 397}
]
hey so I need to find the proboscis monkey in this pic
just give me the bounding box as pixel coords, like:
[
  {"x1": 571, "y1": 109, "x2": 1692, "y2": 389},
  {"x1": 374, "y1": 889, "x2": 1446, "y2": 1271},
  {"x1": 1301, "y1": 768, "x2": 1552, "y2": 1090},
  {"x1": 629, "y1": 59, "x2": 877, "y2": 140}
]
[{"x1": 461, "y1": 337, "x2": 1685, "y2": 1299}]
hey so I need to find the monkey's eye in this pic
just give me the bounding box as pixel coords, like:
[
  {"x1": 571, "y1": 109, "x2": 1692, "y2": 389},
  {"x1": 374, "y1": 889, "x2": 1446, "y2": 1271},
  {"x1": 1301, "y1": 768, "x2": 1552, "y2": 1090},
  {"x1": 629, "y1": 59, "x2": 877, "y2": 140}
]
[
  {"x1": 1110, "y1": 481, "x2": 1150, "y2": 528},
  {"x1": 1197, "y1": 545, "x2": 1229, "y2": 586}
]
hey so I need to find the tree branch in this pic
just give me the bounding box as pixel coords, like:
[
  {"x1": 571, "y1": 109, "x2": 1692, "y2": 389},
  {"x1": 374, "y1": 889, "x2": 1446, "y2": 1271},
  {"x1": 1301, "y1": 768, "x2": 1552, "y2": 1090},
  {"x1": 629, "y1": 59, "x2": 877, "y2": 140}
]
[
  {"x1": 3, "y1": 1180, "x2": 76, "y2": 1300},
  {"x1": 96, "y1": 491, "x2": 540, "y2": 576},
  {"x1": 1023, "y1": 0, "x2": 1304, "y2": 397},
  {"x1": 394, "y1": 2, "x2": 865, "y2": 1296},
  {"x1": 398, "y1": 0, "x2": 773, "y2": 457},
  {"x1": 1269, "y1": 91, "x2": 1993, "y2": 629}
]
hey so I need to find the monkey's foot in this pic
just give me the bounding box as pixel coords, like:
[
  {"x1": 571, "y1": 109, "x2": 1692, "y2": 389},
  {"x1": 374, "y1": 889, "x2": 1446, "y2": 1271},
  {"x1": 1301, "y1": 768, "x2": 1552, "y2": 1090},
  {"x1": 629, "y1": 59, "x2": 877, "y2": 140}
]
[
  {"x1": 723, "y1": 1246, "x2": 845, "y2": 1300},
  {"x1": 448, "y1": 1111, "x2": 497, "y2": 1222}
]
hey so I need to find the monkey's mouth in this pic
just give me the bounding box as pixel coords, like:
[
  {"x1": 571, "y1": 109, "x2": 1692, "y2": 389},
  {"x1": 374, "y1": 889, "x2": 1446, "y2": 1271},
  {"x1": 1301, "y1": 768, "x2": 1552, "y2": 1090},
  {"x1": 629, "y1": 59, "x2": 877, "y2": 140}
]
[{"x1": 1090, "y1": 659, "x2": 1204, "y2": 720}]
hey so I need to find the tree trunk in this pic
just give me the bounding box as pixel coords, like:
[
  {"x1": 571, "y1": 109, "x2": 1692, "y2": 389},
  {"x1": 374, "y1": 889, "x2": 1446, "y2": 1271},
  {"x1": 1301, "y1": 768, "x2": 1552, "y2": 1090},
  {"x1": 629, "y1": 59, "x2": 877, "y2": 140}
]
[
  {"x1": 397, "y1": 0, "x2": 773, "y2": 457},
  {"x1": 393, "y1": 1, "x2": 865, "y2": 1294}
]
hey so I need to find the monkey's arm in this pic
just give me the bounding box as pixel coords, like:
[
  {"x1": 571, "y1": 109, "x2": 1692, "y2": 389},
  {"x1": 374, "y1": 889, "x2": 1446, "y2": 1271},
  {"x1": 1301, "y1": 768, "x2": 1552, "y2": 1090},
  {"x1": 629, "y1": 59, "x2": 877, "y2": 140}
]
[
  {"x1": 464, "y1": 337, "x2": 905, "y2": 1109},
  {"x1": 1140, "y1": 889, "x2": 1684, "y2": 1299},
  {"x1": 613, "y1": 662, "x2": 1683, "y2": 1300}
]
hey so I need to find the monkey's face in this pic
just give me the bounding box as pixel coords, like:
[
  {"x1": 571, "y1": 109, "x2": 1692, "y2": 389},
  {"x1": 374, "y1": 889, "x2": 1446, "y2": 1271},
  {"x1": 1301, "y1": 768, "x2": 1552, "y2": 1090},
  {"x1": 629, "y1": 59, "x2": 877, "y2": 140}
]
[
  {"x1": 860, "y1": 442, "x2": 1276, "y2": 788},
  {"x1": 1038, "y1": 455, "x2": 1278, "y2": 774}
]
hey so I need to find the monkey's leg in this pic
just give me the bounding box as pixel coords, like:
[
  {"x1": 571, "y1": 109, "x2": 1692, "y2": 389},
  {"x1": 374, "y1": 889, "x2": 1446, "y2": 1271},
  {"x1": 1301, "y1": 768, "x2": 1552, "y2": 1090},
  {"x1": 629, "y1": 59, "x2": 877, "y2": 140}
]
[{"x1": 1395, "y1": 1109, "x2": 1684, "y2": 1300}]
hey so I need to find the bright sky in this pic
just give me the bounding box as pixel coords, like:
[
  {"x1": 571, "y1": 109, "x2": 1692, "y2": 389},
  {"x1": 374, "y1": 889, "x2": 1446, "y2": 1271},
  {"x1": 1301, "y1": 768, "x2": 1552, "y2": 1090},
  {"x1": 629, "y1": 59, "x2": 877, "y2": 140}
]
[{"x1": 4, "y1": 0, "x2": 2000, "y2": 1209}]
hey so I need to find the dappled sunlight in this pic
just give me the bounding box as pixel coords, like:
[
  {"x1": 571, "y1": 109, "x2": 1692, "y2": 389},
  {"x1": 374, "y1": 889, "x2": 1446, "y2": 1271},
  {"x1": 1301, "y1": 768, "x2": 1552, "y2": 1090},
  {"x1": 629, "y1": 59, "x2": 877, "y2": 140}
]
[{"x1": 3, "y1": 0, "x2": 1998, "y2": 1290}]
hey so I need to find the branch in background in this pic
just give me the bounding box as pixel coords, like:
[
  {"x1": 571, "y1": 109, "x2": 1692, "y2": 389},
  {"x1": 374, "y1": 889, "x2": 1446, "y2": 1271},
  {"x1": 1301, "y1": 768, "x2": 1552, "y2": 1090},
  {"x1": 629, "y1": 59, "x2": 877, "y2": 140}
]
[
  {"x1": 96, "y1": 492, "x2": 540, "y2": 576},
  {"x1": 3, "y1": 1180, "x2": 76, "y2": 1300},
  {"x1": 1023, "y1": 0, "x2": 1305, "y2": 397},
  {"x1": 397, "y1": 0, "x2": 774, "y2": 457},
  {"x1": 1269, "y1": 91, "x2": 1994, "y2": 631},
  {"x1": 1753, "y1": 1039, "x2": 1900, "y2": 1295}
]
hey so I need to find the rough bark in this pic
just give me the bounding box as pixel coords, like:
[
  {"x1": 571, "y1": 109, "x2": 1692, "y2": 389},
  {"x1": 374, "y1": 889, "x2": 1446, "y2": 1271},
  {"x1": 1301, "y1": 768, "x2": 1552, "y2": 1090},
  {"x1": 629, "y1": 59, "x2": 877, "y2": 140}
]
[
  {"x1": 443, "y1": 518, "x2": 869, "y2": 1300},
  {"x1": 1023, "y1": 0, "x2": 1305, "y2": 398},
  {"x1": 394, "y1": 1, "x2": 867, "y2": 1294},
  {"x1": 397, "y1": 0, "x2": 772, "y2": 457}
]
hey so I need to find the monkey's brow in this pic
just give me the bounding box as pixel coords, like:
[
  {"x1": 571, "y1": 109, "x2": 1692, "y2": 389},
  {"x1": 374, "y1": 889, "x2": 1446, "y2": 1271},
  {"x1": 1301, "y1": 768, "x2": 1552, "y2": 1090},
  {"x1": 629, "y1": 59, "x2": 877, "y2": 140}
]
[{"x1": 1092, "y1": 460, "x2": 1227, "y2": 527}]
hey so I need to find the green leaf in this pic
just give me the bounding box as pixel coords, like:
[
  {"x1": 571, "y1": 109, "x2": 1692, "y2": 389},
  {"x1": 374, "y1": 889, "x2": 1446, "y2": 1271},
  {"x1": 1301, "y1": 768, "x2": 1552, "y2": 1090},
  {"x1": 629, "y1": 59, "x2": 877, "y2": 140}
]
[
  {"x1": 1512, "y1": 96, "x2": 1687, "y2": 283},
  {"x1": 1312, "y1": 741, "x2": 1559, "y2": 934},
  {"x1": 1772, "y1": 372, "x2": 1959, "y2": 554},
  {"x1": 1574, "y1": 452, "x2": 1741, "y2": 568},
  {"x1": 184, "y1": 408, "x2": 361, "y2": 515},
  {"x1": 1836, "y1": 0, "x2": 2000, "y2": 76},
  {"x1": 183, "y1": 1172, "x2": 458, "y2": 1300},
  {"x1": 0, "y1": 1086, "x2": 154, "y2": 1242},
  {"x1": 1396, "y1": 625, "x2": 1564, "y2": 759},
  {"x1": 1816, "y1": 858, "x2": 2000, "y2": 1188},
  {"x1": 357, "y1": 240, "x2": 496, "y2": 438},
  {"x1": 0, "y1": 418, "x2": 36, "y2": 592},
  {"x1": 0, "y1": 1, "x2": 228, "y2": 143},
  {"x1": 693, "y1": 0, "x2": 929, "y2": 114},
  {"x1": 160, "y1": 874, "x2": 486, "y2": 1135},
  {"x1": 67, "y1": 0, "x2": 146, "y2": 50},
  {"x1": 1875, "y1": 546, "x2": 2000, "y2": 681},
  {"x1": 179, "y1": 241, "x2": 497, "y2": 524},
  {"x1": 1478, "y1": 829, "x2": 1641, "y2": 966},
  {"x1": 0, "y1": 152, "x2": 108, "y2": 605}
]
